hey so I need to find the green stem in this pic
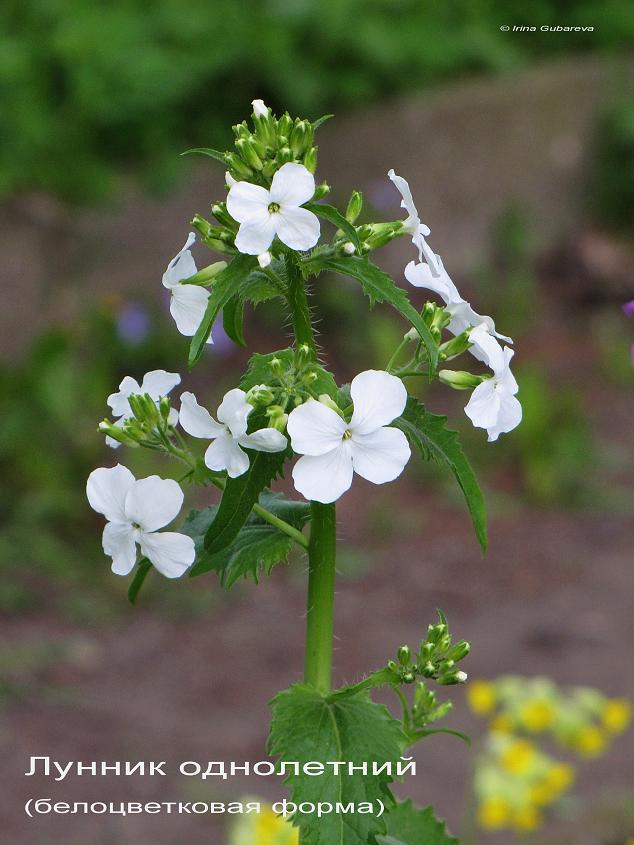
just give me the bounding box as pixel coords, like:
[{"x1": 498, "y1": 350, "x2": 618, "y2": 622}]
[
  {"x1": 210, "y1": 477, "x2": 308, "y2": 550},
  {"x1": 286, "y1": 255, "x2": 317, "y2": 356},
  {"x1": 386, "y1": 335, "x2": 411, "y2": 373},
  {"x1": 304, "y1": 502, "x2": 337, "y2": 692}
]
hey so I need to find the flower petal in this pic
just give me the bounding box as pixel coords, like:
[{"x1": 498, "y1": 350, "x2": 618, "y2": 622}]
[
  {"x1": 486, "y1": 393, "x2": 522, "y2": 441},
  {"x1": 287, "y1": 400, "x2": 347, "y2": 456},
  {"x1": 269, "y1": 162, "x2": 315, "y2": 207},
  {"x1": 162, "y1": 233, "x2": 197, "y2": 289},
  {"x1": 275, "y1": 206, "x2": 320, "y2": 251},
  {"x1": 350, "y1": 426, "x2": 411, "y2": 484},
  {"x1": 107, "y1": 375, "x2": 140, "y2": 418},
  {"x1": 292, "y1": 447, "x2": 354, "y2": 503},
  {"x1": 140, "y1": 369, "x2": 181, "y2": 400},
  {"x1": 124, "y1": 476, "x2": 184, "y2": 532},
  {"x1": 105, "y1": 418, "x2": 125, "y2": 449},
  {"x1": 217, "y1": 388, "x2": 252, "y2": 438},
  {"x1": 87, "y1": 465, "x2": 136, "y2": 523},
  {"x1": 404, "y1": 260, "x2": 460, "y2": 304},
  {"x1": 204, "y1": 434, "x2": 250, "y2": 478},
  {"x1": 349, "y1": 370, "x2": 407, "y2": 435},
  {"x1": 464, "y1": 380, "x2": 501, "y2": 430},
  {"x1": 226, "y1": 181, "x2": 270, "y2": 223},
  {"x1": 388, "y1": 169, "x2": 419, "y2": 227},
  {"x1": 235, "y1": 212, "x2": 277, "y2": 255},
  {"x1": 239, "y1": 427, "x2": 288, "y2": 452},
  {"x1": 468, "y1": 325, "x2": 507, "y2": 373},
  {"x1": 139, "y1": 531, "x2": 195, "y2": 579},
  {"x1": 179, "y1": 392, "x2": 225, "y2": 439},
  {"x1": 170, "y1": 285, "x2": 212, "y2": 340},
  {"x1": 102, "y1": 522, "x2": 137, "y2": 576}
]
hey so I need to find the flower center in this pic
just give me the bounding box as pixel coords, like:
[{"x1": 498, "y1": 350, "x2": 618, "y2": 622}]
[
  {"x1": 268, "y1": 202, "x2": 280, "y2": 214},
  {"x1": 343, "y1": 429, "x2": 353, "y2": 440}
]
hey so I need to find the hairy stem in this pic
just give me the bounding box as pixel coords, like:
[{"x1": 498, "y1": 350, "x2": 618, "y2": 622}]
[{"x1": 286, "y1": 255, "x2": 317, "y2": 356}]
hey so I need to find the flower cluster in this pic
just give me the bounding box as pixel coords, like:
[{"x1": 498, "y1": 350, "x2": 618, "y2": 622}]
[
  {"x1": 468, "y1": 676, "x2": 631, "y2": 833},
  {"x1": 229, "y1": 799, "x2": 297, "y2": 845}
]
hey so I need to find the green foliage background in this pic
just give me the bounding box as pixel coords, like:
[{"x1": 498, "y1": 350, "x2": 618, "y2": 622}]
[{"x1": 2, "y1": 0, "x2": 632, "y2": 202}]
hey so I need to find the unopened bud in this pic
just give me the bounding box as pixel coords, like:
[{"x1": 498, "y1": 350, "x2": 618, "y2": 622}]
[
  {"x1": 402, "y1": 671, "x2": 416, "y2": 684},
  {"x1": 159, "y1": 396, "x2": 172, "y2": 420},
  {"x1": 314, "y1": 181, "x2": 330, "y2": 200},
  {"x1": 258, "y1": 251, "x2": 272, "y2": 269},
  {"x1": 317, "y1": 394, "x2": 344, "y2": 416},
  {"x1": 290, "y1": 119, "x2": 314, "y2": 156},
  {"x1": 236, "y1": 137, "x2": 263, "y2": 171},
  {"x1": 267, "y1": 407, "x2": 289, "y2": 432},
  {"x1": 232, "y1": 120, "x2": 250, "y2": 140},
  {"x1": 342, "y1": 242, "x2": 355, "y2": 255},
  {"x1": 277, "y1": 113, "x2": 293, "y2": 137},
  {"x1": 211, "y1": 202, "x2": 237, "y2": 230},
  {"x1": 397, "y1": 645, "x2": 411, "y2": 665},
  {"x1": 99, "y1": 421, "x2": 139, "y2": 447},
  {"x1": 247, "y1": 384, "x2": 275, "y2": 406},
  {"x1": 252, "y1": 99, "x2": 269, "y2": 119},
  {"x1": 224, "y1": 152, "x2": 252, "y2": 180},
  {"x1": 345, "y1": 191, "x2": 363, "y2": 224},
  {"x1": 277, "y1": 146, "x2": 293, "y2": 165},
  {"x1": 438, "y1": 370, "x2": 484, "y2": 390},
  {"x1": 447, "y1": 640, "x2": 471, "y2": 662},
  {"x1": 303, "y1": 147, "x2": 318, "y2": 174},
  {"x1": 387, "y1": 660, "x2": 400, "y2": 676},
  {"x1": 438, "y1": 670, "x2": 468, "y2": 686}
]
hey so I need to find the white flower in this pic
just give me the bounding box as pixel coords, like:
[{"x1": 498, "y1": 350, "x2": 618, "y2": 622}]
[
  {"x1": 464, "y1": 324, "x2": 522, "y2": 442},
  {"x1": 179, "y1": 390, "x2": 287, "y2": 478},
  {"x1": 225, "y1": 171, "x2": 237, "y2": 189},
  {"x1": 106, "y1": 369, "x2": 180, "y2": 448},
  {"x1": 388, "y1": 169, "x2": 439, "y2": 274},
  {"x1": 287, "y1": 370, "x2": 411, "y2": 503},
  {"x1": 86, "y1": 465, "x2": 195, "y2": 578},
  {"x1": 162, "y1": 233, "x2": 212, "y2": 342},
  {"x1": 404, "y1": 256, "x2": 512, "y2": 352},
  {"x1": 257, "y1": 251, "x2": 272, "y2": 268},
  {"x1": 227, "y1": 162, "x2": 320, "y2": 255}
]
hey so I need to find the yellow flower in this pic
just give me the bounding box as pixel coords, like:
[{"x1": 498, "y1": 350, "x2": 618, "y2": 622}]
[
  {"x1": 478, "y1": 797, "x2": 511, "y2": 829},
  {"x1": 468, "y1": 680, "x2": 496, "y2": 715},
  {"x1": 490, "y1": 713, "x2": 514, "y2": 734},
  {"x1": 601, "y1": 699, "x2": 632, "y2": 734},
  {"x1": 545, "y1": 762, "x2": 575, "y2": 793},
  {"x1": 574, "y1": 725, "x2": 608, "y2": 757},
  {"x1": 520, "y1": 698, "x2": 555, "y2": 733},
  {"x1": 501, "y1": 739, "x2": 537, "y2": 775},
  {"x1": 513, "y1": 805, "x2": 542, "y2": 831}
]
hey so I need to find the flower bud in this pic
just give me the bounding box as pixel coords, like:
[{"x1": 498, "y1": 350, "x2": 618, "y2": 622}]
[
  {"x1": 232, "y1": 120, "x2": 250, "y2": 140},
  {"x1": 258, "y1": 251, "x2": 272, "y2": 269},
  {"x1": 313, "y1": 181, "x2": 330, "y2": 201},
  {"x1": 446, "y1": 640, "x2": 471, "y2": 662},
  {"x1": 252, "y1": 99, "x2": 269, "y2": 119},
  {"x1": 345, "y1": 191, "x2": 363, "y2": 224},
  {"x1": 387, "y1": 660, "x2": 400, "y2": 677},
  {"x1": 98, "y1": 421, "x2": 139, "y2": 447},
  {"x1": 438, "y1": 331, "x2": 470, "y2": 361},
  {"x1": 421, "y1": 660, "x2": 436, "y2": 678},
  {"x1": 438, "y1": 670, "x2": 468, "y2": 686},
  {"x1": 276, "y1": 146, "x2": 294, "y2": 165},
  {"x1": 247, "y1": 384, "x2": 275, "y2": 406},
  {"x1": 266, "y1": 406, "x2": 289, "y2": 432},
  {"x1": 402, "y1": 671, "x2": 416, "y2": 684},
  {"x1": 211, "y1": 202, "x2": 238, "y2": 230},
  {"x1": 236, "y1": 137, "x2": 263, "y2": 171},
  {"x1": 438, "y1": 370, "x2": 484, "y2": 390},
  {"x1": 303, "y1": 147, "x2": 318, "y2": 173},
  {"x1": 269, "y1": 357, "x2": 284, "y2": 377},
  {"x1": 397, "y1": 645, "x2": 411, "y2": 665},
  {"x1": 159, "y1": 396, "x2": 172, "y2": 421},
  {"x1": 317, "y1": 394, "x2": 344, "y2": 417},
  {"x1": 290, "y1": 119, "x2": 314, "y2": 156},
  {"x1": 342, "y1": 242, "x2": 356, "y2": 255},
  {"x1": 277, "y1": 112, "x2": 293, "y2": 138},
  {"x1": 224, "y1": 152, "x2": 253, "y2": 180}
]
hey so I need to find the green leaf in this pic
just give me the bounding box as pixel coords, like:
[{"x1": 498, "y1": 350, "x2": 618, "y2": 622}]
[
  {"x1": 268, "y1": 685, "x2": 405, "y2": 845},
  {"x1": 183, "y1": 493, "x2": 310, "y2": 586},
  {"x1": 222, "y1": 295, "x2": 246, "y2": 346},
  {"x1": 240, "y1": 349, "x2": 338, "y2": 400},
  {"x1": 203, "y1": 449, "x2": 289, "y2": 554},
  {"x1": 128, "y1": 558, "x2": 151, "y2": 605},
  {"x1": 189, "y1": 254, "x2": 256, "y2": 367},
  {"x1": 393, "y1": 397, "x2": 487, "y2": 551},
  {"x1": 305, "y1": 202, "x2": 361, "y2": 251},
  {"x1": 377, "y1": 800, "x2": 458, "y2": 845},
  {"x1": 181, "y1": 147, "x2": 227, "y2": 164},
  {"x1": 240, "y1": 269, "x2": 283, "y2": 305},
  {"x1": 306, "y1": 256, "x2": 438, "y2": 371},
  {"x1": 312, "y1": 114, "x2": 334, "y2": 131}
]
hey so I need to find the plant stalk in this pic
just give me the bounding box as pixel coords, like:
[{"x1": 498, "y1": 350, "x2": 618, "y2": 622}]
[{"x1": 304, "y1": 501, "x2": 337, "y2": 692}]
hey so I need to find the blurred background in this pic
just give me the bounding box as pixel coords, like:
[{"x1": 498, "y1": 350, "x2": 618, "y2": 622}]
[{"x1": 1, "y1": 1, "x2": 633, "y2": 843}]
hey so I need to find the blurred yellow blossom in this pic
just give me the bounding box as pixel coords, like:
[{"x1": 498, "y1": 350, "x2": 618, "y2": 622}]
[
  {"x1": 478, "y1": 796, "x2": 511, "y2": 829},
  {"x1": 229, "y1": 801, "x2": 298, "y2": 845},
  {"x1": 520, "y1": 698, "x2": 555, "y2": 732},
  {"x1": 467, "y1": 680, "x2": 496, "y2": 715},
  {"x1": 501, "y1": 739, "x2": 537, "y2": 775},
  {"x1": 513, "y1": 805, "x2": 542, "y2": 831},
  {"x1": 490, "y1": 713, "x2": 514, "y2": 733},
  {"x1": 601, "y1": 698, "x2": 631, "y2": 734},
  {"x1": 574, "y1": 725, "x2": 608, "y2": 757}
]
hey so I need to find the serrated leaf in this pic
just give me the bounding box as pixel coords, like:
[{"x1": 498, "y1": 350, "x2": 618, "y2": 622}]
[
  {"x1": 268, "y1": 685, "x2": 405, "y2": 845},
  {"x1": 306, "y1": 256, "x2": 438, "y2": 371},
  {"x1": 203, "y1": 449, "x2": 289, "y2": 554},
  {"x1": 240, "y1": 349, "x2": 338, "y2": 400},
  {"x1": 222, "y1": 295, "x2": 246, "y2": 346},
  {"x1": 305, "y1": 202, "x2": 361, "y2": 251},
  {"x1": 240, "y1": 269, "x2": 283, "y2": 305},
  {"x1": 394, "y1": 397, "x2": 487, "y2": 551},
  {"x1": 181, "y1": 147, "x2": 227, "y2": 164},
  {"x1": 189, "y1": 254, "x2": 255, "y2": 367},
  {"x1": 183, "y1": 493, "x2": 310, "y2": 586},
  {"x1": 377, "y1": 800, "x2": 459, "y2": 845}
]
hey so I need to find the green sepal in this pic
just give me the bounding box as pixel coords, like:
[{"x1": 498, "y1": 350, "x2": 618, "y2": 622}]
[
  {"x1": 188, "y1": 254, "x2": 256, "y2": 367},
  {"x1": 182, "y1": 493, "x2": 310, "y2": 586},
  {"x1": 127, "y1": 558, "x2": 151, "y2": 605},
  {"x1": 393, "y1": 397, "x2": 487, "y2": 551},
  {"x1": 304, "y1": 255, "x2": 438, "y2": 372},
  {"x1": 203, "y1": 448, "x2": 289, "y2": 555},
  {"x1": 304, "y1": 202, "x2": 361, "y2": 251},
  {"x1": 377, "y1": 800, "x2": 458, "y2": 845},
  {"x1": 268, "y1": 684, "x2": 405, "y2": 845}
]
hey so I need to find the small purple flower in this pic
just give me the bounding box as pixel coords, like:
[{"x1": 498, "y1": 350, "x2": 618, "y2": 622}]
[
  {"x1": 117, "y1": 302, "x2": 151, "y2": 345},
  {"x1": 622, "y1": 300, "x2": 634, "y2": 318}
]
